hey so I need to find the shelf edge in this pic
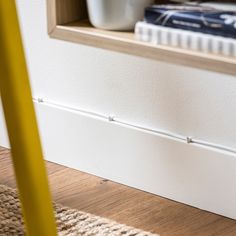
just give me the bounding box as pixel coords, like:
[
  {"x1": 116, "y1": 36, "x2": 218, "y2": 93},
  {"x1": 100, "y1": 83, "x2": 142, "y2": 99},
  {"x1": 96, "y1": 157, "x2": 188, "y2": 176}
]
[{"x1": 50, "y1": 25, "x2": 236, "y2": 76}]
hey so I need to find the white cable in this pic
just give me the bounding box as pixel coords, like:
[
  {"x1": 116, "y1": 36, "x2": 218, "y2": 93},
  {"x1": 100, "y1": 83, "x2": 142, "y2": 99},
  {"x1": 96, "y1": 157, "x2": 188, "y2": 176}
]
[
  {"x1": 114, "y1": 118, "x2": 186, "y2": 142},
  {"x1": 193, "y1": 139, "x2": 236, "y2": 154},
  {"x1": 33, "y1": 97, "x2": 107, "y2": 120},
  {"x1": 33, "y1": 97, "x2": 236, "y2": 155}
]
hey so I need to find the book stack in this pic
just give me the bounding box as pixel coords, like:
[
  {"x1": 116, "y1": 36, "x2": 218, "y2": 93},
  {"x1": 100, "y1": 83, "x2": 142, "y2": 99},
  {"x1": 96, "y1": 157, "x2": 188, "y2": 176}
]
[{"x1": 135, "y1": 2, "x2": 236, "y2": 57}]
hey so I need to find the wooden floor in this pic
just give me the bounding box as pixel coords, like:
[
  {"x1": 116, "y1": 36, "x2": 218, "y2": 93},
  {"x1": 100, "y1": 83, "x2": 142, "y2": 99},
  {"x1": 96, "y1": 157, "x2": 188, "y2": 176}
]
[{"x1": 1, "y1": 146, "x2": 236, "y2": 235}]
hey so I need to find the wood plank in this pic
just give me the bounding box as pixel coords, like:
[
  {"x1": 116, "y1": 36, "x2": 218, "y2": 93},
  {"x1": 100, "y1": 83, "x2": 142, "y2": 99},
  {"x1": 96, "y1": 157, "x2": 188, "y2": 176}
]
[
  {"x1": 50, "y1": 21, "x2": 236, "y2": 76},
  {"x1": 46, "y1": 0, "x2": 57, "y2": 34},
  {"x1": 56, "y1": 0, "x2": 87, "y2": 25},
  {"x1": 46, "y1": 0, "x2": 236, "y2": 76},
  {"x1": 1, "y1": 146, "x2": 236, "y2": 235}
]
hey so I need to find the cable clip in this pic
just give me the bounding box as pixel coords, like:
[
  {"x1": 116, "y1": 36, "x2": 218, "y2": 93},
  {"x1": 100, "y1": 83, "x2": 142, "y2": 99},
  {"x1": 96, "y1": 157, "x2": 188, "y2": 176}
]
[
  {"x1": 108, "y1": 116, "x2": 115, "y2": 122},
  {"x1": 186, "y1": 136, "x2": 193, "y2": 144},
  {"x1": 37, "y1": 98, "x2": 44, "y2": 103}
]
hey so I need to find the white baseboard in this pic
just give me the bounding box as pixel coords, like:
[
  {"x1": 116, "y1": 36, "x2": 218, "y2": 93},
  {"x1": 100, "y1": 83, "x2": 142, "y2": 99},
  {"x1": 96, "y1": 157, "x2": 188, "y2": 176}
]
[{"x1": 1, "y1": 101, "x2": 236, "y2": 219}]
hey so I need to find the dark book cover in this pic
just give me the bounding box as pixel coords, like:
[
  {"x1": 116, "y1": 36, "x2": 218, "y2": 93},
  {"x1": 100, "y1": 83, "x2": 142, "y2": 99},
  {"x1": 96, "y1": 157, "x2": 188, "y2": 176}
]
[{"x1": 144, "y1": 4, "x2": 236, "y2": 39}]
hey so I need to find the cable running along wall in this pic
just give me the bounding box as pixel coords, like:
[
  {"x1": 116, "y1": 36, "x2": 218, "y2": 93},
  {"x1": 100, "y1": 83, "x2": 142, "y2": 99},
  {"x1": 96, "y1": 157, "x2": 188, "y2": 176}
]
[{"x1": 33, "y1": 98, "x2": 236, "y2": 156}]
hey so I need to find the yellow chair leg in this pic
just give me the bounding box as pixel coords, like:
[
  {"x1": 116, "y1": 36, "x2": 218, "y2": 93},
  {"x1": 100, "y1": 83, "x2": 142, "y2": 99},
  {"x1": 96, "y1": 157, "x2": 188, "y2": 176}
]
[{"x1": 0, "y1": 1, "x2": 57, "y2": 235}]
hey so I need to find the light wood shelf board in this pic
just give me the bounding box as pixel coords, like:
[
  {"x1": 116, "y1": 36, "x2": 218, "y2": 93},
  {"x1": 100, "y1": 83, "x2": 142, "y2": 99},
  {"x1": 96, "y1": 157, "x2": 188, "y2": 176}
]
[{"x1": 48, "y1": 0, "x2": 236, "y2": 76}]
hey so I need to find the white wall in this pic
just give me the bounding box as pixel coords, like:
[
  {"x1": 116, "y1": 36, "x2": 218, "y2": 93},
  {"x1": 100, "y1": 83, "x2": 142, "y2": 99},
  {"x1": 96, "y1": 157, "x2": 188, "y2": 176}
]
[
  {"x1": 15, "y1": 1, "x2": 236, "y2": 149},
  {"x1": 1, "y1": 0, "x2": 236, "y2": 218},
  {"x1": 0, "y1": 102, "x2": 9, "y2": 148}
]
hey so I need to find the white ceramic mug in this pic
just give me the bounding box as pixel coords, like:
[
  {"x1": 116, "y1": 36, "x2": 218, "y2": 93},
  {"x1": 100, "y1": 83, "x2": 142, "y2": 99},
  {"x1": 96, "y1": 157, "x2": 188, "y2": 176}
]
[{"x1": 86, "y1": 0, "x2": 154, "y2": 31}]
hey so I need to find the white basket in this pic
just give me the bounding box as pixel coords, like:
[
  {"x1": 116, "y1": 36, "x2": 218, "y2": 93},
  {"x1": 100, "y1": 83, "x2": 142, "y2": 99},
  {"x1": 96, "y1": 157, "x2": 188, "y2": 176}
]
[{"x1": 86, "y1": 0, "x2": 154, "y2": 31}]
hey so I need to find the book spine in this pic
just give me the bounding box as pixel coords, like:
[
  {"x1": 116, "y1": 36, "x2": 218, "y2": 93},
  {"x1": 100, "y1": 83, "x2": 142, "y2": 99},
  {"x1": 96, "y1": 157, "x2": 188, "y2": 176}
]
[{"x1": 144, "y1": 6, "x2": 236, "y2": 39}]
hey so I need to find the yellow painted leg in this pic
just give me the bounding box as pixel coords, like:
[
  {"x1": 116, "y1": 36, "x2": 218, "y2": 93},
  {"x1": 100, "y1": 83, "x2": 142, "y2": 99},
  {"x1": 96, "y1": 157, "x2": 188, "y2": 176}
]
[{"x1": 0, "y1": 1, "x2": 57, "y2": 235}]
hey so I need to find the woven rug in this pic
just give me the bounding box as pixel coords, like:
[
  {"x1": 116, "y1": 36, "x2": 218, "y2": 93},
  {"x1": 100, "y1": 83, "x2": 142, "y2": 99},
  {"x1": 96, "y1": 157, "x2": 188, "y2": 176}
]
[{"x1": 0, "y1": 184, "x2": 158, "y2": 236}]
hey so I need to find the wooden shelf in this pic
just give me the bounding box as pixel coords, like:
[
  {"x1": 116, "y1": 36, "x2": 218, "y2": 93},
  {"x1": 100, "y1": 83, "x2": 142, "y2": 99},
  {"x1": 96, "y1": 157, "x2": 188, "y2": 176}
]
[{"x1": 47, "y1": 0, "x2": 236, "y2": 76}]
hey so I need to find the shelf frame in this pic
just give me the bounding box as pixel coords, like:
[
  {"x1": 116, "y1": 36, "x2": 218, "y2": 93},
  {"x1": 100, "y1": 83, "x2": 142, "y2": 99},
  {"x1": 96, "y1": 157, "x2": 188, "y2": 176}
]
[{"x1": 47, "y1": 0, "x2": 236, "y2": 76}]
